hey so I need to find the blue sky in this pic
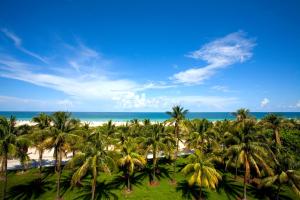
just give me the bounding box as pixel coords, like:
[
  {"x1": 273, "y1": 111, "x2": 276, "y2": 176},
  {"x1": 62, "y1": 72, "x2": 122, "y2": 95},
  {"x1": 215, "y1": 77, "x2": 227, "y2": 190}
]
[{"x1": 0, "y1": 0, "x2": 299, "y2": 112}]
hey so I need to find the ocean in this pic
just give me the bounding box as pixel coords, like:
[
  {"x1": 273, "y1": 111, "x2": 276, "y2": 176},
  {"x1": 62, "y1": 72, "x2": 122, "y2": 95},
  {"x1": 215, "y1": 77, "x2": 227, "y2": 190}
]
[{"x1": 0, "y1": 111, "x2": 299, "y2": 122}]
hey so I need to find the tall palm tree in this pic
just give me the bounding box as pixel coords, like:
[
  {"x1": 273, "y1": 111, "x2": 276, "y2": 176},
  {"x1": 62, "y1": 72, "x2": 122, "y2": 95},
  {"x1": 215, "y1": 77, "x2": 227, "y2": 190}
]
[
  {"x1": 182, "y1": 149, "x2": 221, "y2": 200},
  {"x1": 48, "y1": 112, "x2": 80, "y2": 199},
  {"x1": 129, "y1": 119, "x2": 141, "y2": 138},
  {"x1": 161, "y1": 127, "x2": 176, "y2": 160},
  {"x1": 0, "y1": 116, "x2": 17, "y2": 200},
  {"x1": 223, "y1": 126, "x2": 242, "y2": 179},
  {"x1": 15, "y1": 135, "x2": 31, "y2": 172},
  {"x1": 66, "y1": 130, "x2": 115, "y2": 200},
  {"x1": 31, "y1": 129, "x2": 51, "y2": 176},
  {"x1": 98, "y1": 120, "x2": 116, "y2": 151},
  {"x1": 32, "y1": 113, "x2": 51, "y2": 129},
  {"x1": 184, "y1": 119, "x2": 216, "y2": 152},
  {"x1": 118, "y1": 138, "x2": 146, "y2": 191},
  {"x1": 143, "y1": 119, "x2": 151, "y2": 126},
  {"x1": 261, "y1": 113, "x2": 287, "y2": 147},
  {"x1": 166, "y1": 105, "x2": 188, "y2": 182},
  {"x1": 232, "y1": 108, "x2": 251, "y2": 122},
  {"x1": 263, "y1": 170, "x2": 300, "y2": 198},
  {"x1": 261, "y1": 152, "x2": 300, "y2": 199},
  {"x1": 141, "y1": 123, "x2": 167, "y2": 184},
  {"x1": 225, "y1": 119, "x2": 274, "y2": 200},
  {"x1": 31, "y1": 113, "x2": 52, "y2": 176},
  {"x1": 114, "y1": 124, "x2": 130, "y2": 146}
]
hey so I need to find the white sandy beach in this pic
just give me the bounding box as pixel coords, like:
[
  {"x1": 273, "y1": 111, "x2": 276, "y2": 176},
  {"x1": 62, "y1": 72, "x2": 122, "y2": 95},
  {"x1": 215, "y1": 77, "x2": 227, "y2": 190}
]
[
  {"x1": 7, "y1": 147, "x2": 73, "y2": 170},
  {"x1": 15, "y1": 120, "x2": 128, "y2": 127},
  {"x1": 8, "y1": 142, "x2": 186, "y2": 170}
]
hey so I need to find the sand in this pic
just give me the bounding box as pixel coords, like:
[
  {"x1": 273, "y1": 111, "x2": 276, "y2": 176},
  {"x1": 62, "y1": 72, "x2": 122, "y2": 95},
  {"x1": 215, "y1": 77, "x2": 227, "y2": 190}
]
[{"x1": 15, "y1": 120, "x2": 128, "y2": 127}]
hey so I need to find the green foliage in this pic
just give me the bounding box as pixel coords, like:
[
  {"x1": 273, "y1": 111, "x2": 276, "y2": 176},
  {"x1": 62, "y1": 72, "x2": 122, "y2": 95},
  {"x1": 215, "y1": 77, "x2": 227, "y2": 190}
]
[{"x1": 1, "y1": 107, "x2": 300, "y2": 200}]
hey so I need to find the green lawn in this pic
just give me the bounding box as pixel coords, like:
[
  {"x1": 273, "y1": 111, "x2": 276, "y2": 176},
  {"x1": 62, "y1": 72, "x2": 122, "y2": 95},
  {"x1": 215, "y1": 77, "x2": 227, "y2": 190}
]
[{"x1": 0, "y1": 165, "x2": 298, "y2": 200}]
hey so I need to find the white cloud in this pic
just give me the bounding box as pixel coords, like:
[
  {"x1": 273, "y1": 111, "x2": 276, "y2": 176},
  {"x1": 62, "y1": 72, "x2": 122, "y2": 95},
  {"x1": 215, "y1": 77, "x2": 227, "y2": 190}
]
[
  {"x1": 260, "y1": 98, "x2": 270, "y2": 107},
  {"x1": 0, "y1": 55, "x2": 239, "y2": 110},
  {"x1": 0, "y1": 36, "x2": 239, "y2": 111},
  {"x1": 0, "y1": 58, "x2": 138, "y2": 101},
  {"x1": 114, "y1": 94, "x2": 238, "y2": 110},
  {"x1": 138, "y1": 82, "x2": 177, "y2": 90},
  {"x1": 1, "y1": 28, "x2": 48, "y2": 63},
  {"x1": 1, "y1": 29, "x2": 21, "y2": 46},
  {"x1": 172, "y1": 31, "x2": 255, "y2": 84},
  {"x1": 211, "y1": 85, "x2": 230, "y2": 92}
]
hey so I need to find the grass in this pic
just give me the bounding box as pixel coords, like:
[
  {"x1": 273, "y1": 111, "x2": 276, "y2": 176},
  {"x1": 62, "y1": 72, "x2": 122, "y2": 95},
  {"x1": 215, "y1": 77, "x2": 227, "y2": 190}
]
[{"x1": 0, "y1": 164, "x2": 298, "y2": 200}]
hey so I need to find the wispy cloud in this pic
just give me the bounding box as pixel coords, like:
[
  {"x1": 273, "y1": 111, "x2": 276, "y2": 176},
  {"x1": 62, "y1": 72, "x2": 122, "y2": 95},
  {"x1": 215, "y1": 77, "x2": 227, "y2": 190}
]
[
  {"x1": 0, "y1": 56, "x2": 138, "y2": 100},
  {"x1": 0, "y1": 55, "x2": 238, "y2": 110},
  {"x1": 0, "y1": 32, "x2": 240, "y2": 111},
  {"x1": 211, "y1": 85, "x2": 230, "y2": 92},
  {"x1": 260, "y1": 98, "x2": 270, "y2": 107},
  {"x1": 1, "y1": 28, "x2": 48, "y2": 63},
  {"x1": 171, "y1": 31, "x2": 255, "y2": 84},
  {"x1": 114, "y1": 93, "x2": 238, "y2": 110}
]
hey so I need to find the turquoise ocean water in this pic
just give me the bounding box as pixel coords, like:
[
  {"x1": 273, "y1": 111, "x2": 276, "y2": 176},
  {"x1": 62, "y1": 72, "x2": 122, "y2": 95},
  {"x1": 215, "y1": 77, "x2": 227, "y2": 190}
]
[{"x1": 0, "y1": 112, "x2": 299, "y2": 122}]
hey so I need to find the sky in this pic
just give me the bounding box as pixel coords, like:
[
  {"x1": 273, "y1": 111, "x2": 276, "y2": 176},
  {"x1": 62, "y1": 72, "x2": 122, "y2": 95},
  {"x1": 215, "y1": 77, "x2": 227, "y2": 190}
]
[{"x1": 0, "y1": 0, "x2": 299, "y2": 112}]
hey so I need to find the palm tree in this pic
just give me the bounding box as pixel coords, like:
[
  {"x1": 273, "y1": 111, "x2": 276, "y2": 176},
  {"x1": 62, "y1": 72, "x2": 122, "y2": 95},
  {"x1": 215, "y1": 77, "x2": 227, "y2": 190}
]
[
  {"x1": 0, "y1": 116, "x2": 17, "y2": 200},
  {"x1": 129, "y1": 119, "x2": 141, "y2": 137},
  {"x1": 261, "y1": 113, "x2": 287, "y2": 147},
  {"x1": 166, "y1": 105, "x2": 188, "y2": 182},
  {"x1": 98, "y1": 120, "x2": 116, "y2": 151},
  {"x1": 263, "y1": 170, "x2": 300, "y2": 199},
  {"x1": 261, "y1": 152, "x2": 300, "y2": 199},
  {"x1": 66, "y1": 130, "x2": 115, "y2": 200},
  {"x1": 223, "y1": 127, "x2": 241, "y2": 179},
  {"x1": 225, "y1": 119, "x2": 274, "y2": 200},
  {"x1": 141, "y1": 123, "x2": 167, "y2": 184},
  {"x1": 232, "y1": 108, "x2": 251, "y2": 122},
  {"x1": 48, "y1": 112, "x2": 80, "y2": 199},
  {"x1": 114, "y1": 124, "x2": 130, "y2": 146},
  {"x1": 182, "y1": 149, "x2": 221, "y2": 200},
  {"x1": 161, "y1": 127, "x2": 176, "y2": 160},
  {"x1": 15, "y1": 135, "x2": 31, "y2": 172},
  {"x1": 184, "y1": 119, "x2": 216, "y2": 152},
  {"x1": 32, "y1": 113, "x2": 51, "y2": 129},
  {"x1": 31, "y1": 113, "x2": 52, "y2": 176},
  {"x1": 143, "y1": 119, "x2": 151, "y2": 126},
  {"x1": 118, "y1": 138, "x2": 146, "y2": 191}
]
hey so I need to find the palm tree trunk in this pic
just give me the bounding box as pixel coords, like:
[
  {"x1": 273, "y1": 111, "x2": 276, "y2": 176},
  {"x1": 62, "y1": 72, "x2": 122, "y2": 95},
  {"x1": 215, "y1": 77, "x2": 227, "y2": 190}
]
[
  {"x1": 243, "y1": 175, "x2": 247, "y2": 200},
  {"x1": 235, "y1": 157, "x2": 238, "y2": 179},
  {"x1": 127, "y1": 173, "x2": 130, "y2": 191},
  {"x1": 243, "y1": 156, "x2": 249, "y2": 200},
  {"x1": 275, "y1": 128, "x2": 281, "y2": 146},
  {"x1": 38, "y1": 149, "x2": 43, "y2": 178},
  {"x1": 55, "y1": 148, "x2": 58, "y2": 173},
  {"x1": 199, "y1": 185, "x2": 202, "y2": 200},
  {"x1": 2, "y1": 153, "x2": 7, "y2": 200},
  {"x1": 276, "y1": 184, "x2": 281, "y2": 200},
  {"x1": 152, "y1": 148, "x2": 157, "y2": 184},
  {"x1": 56, "y1": 150, "x2": 62, "y2": 200},
  {"x1": 0, "y1": 157, "x2": 4, "y2": 176},
  {"x1": 173, "y1": 122, "x2": 179, "y2": 182},
  {"x1": 91, "y1": 175, "x2": 97, "y2": 200}
]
